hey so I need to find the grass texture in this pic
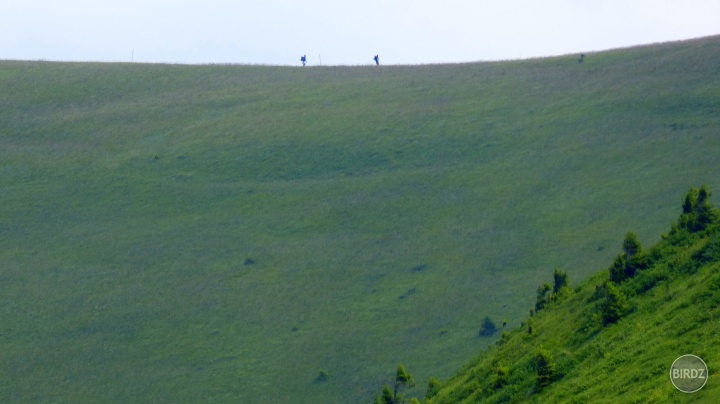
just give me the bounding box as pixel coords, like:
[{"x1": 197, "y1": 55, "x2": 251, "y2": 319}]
[{"x1": 1, "y1": 35, "x2": 719, "y2": 402}]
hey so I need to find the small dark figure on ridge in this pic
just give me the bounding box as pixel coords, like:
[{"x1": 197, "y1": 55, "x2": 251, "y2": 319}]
[
  {"x1": 301, "y1": 55, "x2": 307, "y2": 66},
  {"x1": 578, "y1": 53, "x2": 585, "y2": 63},
  {"x1": 373, "y1": 55, "x2": 379, "y2": 65}
]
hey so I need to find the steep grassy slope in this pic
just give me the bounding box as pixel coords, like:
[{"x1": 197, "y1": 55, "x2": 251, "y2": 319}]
[
  {"x1": 427, "y1": 190, "x2": 720, "y2": 403},
  {"x1": 1, "y1": 36, "x2": 720, "y2": 402}
]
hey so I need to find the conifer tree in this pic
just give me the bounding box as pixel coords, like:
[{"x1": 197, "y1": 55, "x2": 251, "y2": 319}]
[
  {"x1": 682, "y1": 187, "x2": 697, "y2": 214},
  {"x1": 375, "y1": 364, "x2": 416, "y2": 403},
  {"x1": 479, "y1": 316, "x2": 498, "y2": 337},
  {"x1": 535, "y1": 282, "x2": 551, "y2": 312},
  {"x1": 552, "y1": 268, "x2": 569, "y2": 294},
  {"x1": 679, "y1": 186, "x2": 718, "y2": 232},
  {"x1": 622, "y1": 232, "x2": 641, "y2": 260},
  {"x1": 622, "y1": 232, "x2": 642, "y2": 278},
  {"x1": 534, "y1": 349, "x2": 556, "y2": 388},
  {"x1": 425, "y1": 378, "x2": 442, "y2": 399},
  {"x1": 601, "y1": 281, "x2": 627, "y2": 325},
  {"x1": 393, "y1": 363, "x2": 415, "y2": 402},
  {"x1": 377, "y1": 386, "x2": 393, "y2": 404},
  {"x1": 695, "y1": 185, "x2": 718, "y2": 231},
  {"x1": 609, "y1": 255, "x2": 627, "y2": 283}
]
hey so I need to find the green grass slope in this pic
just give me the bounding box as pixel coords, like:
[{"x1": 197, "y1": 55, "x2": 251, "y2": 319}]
[
  {"x1": 1, "y1": 36, "x2": 720, "y2": 402},
  {"x1": 427, "y1": 189, "x2": 720, "y2": 403}
]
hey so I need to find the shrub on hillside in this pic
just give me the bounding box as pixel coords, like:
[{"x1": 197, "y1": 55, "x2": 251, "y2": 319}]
[
  {"x1": 622, "y1": 232, "x2": 643, "y2": 278},
  {"x1": 692, "y1": 234, "x2": 720, "y2": 265},
  {"x1": 375, "y1": 386, "x2": 394, "y2": 404},
  {"x1": 678, "y1": 186, "x2": 719, "y2": 233},
  {"x1": 479, "y1": 316, "x2": 498, "y2": 337},
  {"x1": 534, "y1": 349, "x2": 556, "y2": 389},
  {"x1": 609, "y1": 232, "x2": 651, "y2": 283},
  {"x1": 425, "y1": 377, "x2": 442, "y2": 399},
  {"x1": 315, "y1": 369, "x2": 330, "y2": 383},
  {"x1": 493, "y1": 364, "x2": 509, "y2": 390},
  {"x1": 550, "y1": 268, "x2": 572, "y2": 304},
  {"x1": 552, "y1": 268, "x2": 569, "y2": 294},
  {"x1": 535, "y1": 283, "x2": 551, "y2": 312},
  {"x1": 663, "y1": 186, "x2": 719, "y2": 247},
  {"x1": 600, "y1": 282, "x2": 628, "y2": 325},
  {"x1": 535, "y1": 269, "x2": 572, "y2": 313},
  {"x1": 676, "y1": 233, "x2": 720, "y2": 274},
  {"x1": 375, "y1": 364, "x2": 415, "y2": 404},
  {"x1": 609, "y1": 255, "x2": 627, "y2": 283},
  {"x1": 496, "y1": 331, "x2": 510, "y2": 347},
  {"x1": 664, "y1": 224, "x2": 697, "y2": 246}
]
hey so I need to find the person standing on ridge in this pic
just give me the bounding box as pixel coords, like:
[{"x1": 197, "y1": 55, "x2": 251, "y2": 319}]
[
  {"x1": 373, "y1": 55, "x2": 379, "y2": 65},
  {"x1": 301, "y1": 55, "x2": 307, "y2": 66}
]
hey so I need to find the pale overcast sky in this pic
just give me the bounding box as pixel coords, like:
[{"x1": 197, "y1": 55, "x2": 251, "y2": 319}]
[{"x1": 2, "y1": 1, "x2": 719, "y2": 66}]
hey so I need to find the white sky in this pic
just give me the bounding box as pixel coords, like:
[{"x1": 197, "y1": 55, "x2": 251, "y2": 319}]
[{"x1": 2, "y1": 1, "x2": 719, "y2": 66}]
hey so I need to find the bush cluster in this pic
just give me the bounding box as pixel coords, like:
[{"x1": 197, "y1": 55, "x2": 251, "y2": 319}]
[{"x1": 535, "y1": 269, "x2": 571, "y2": 312}]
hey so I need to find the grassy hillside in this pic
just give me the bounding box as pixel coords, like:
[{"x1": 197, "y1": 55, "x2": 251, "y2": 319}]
[
  {"x1": 426, "y1": 188, "x2": 720, "y2": 403},
  {"x1": 1, "y1": 36, "x2": 720, "y2": 402}
]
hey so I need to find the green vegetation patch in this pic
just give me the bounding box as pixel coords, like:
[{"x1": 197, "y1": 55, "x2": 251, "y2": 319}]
[
  {"x1": 428, "y1": 188, "x2": 720, "y2": 403},
  {"x1": 1, "y1": 36, "x2": 720, "y2": 402}
]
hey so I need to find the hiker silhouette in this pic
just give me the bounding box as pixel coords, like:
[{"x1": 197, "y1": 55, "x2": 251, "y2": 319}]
[
  {"x1": 301, "y1": 55, "x2": 307, "y2": 66},
  {"x1": 373, "y1": 55, "x2": 379, "y2": 65}
]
